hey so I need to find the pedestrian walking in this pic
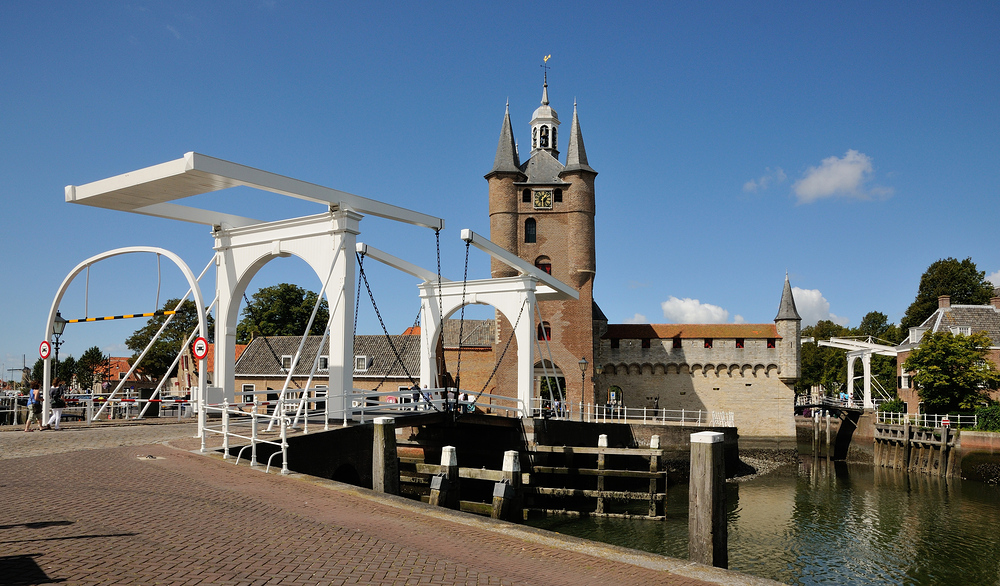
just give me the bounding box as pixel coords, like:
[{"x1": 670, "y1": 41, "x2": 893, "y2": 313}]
[
  {"x1": 42, "y1": 382, "x2": 66, "y2": 430},
  {"x1": 23, "y1": 384, "x2": 42, "y2": 432}
]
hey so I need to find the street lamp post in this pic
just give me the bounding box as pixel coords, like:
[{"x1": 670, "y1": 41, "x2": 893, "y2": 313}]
[
  {"x1": 578, "y1": 357, "x2": 588, "y2": 413},
  {"x1": 52, "y1": 311, "x2": 67, "y2": 384},
  {"x1": 594, "y1": 363, "x2": 603, "y2": 406}
]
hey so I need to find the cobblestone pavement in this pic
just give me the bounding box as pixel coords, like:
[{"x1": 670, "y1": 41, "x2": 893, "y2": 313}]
[{"x1": 1, "y1": 421, "x2": 781, "y2": 585}]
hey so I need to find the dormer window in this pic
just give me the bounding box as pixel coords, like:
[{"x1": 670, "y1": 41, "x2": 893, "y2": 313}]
[
  {"x1": 951, "y1": 326, "x2": 972, "y2": 336},
  {"x1": 354, "y1": 355, "x2": 370, "y2": 372}
]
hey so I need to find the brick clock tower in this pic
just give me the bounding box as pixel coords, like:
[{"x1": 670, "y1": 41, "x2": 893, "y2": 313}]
[{"x1": 485, "y1": 74, "x2": 600, "y2": 407}]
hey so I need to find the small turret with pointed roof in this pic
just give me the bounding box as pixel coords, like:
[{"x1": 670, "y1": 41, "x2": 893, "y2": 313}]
[
  {"x1": 487, "y1": 101, "x2": 523, "y2": 178},
  {"x1": 774, "y1": 274, "x2": 801, "y2": 382},
  {"x1": 775, "y1": 273, "x2": 801, "y2": 321},
  {"x1": 562, "y1": 101, "x2": 596, "y2": 175}
]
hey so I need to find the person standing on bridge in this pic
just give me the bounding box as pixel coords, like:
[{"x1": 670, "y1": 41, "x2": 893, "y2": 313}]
[
  {"x1": 42, "y1": 382, "x2": 66, "y2": 431},
  {"x1": 23, "y1": 384, "x2": 42, "y2": 432}
]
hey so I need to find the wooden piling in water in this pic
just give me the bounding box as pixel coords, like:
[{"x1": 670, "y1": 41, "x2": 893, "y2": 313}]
[
  {"x1": 373, "y1": 417, "x2": 399, "y2": 495},
  {"x1": 689, "y1": 431, "x2": 727, "y2": 569},
  {"x1": 596, "y1": 434, "x2": 607, "y2": 515}
]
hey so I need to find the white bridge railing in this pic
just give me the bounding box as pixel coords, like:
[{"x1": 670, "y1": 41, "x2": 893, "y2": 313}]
[{"x1": 876, "y1": 411, "x2": 977, "y2": 428}]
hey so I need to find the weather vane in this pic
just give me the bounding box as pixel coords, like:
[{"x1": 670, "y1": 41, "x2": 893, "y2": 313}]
[{"x1": 541, "y1": 54, "x2": 551, "y2": 77}]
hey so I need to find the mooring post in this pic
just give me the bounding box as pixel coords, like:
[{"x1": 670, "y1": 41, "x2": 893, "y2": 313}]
[
  {"x1": 689, "y1": 431, "x2": 727, "y2": 569},
  {"x1": 597, "y1": 434, "x2": 608, "y2": 514},
  {"x1": 939, "y1": 425, "x2": 950, "y2": 478},
  {"x1": 491, "y1": 450, "x2": 522, "y2": 522},
  {"x1": 903, "y1": 420, "x2": 911, "y2": 471},
  {"x1": 649, "y1": 434, "x2": 661, "y2": 518},
  {"x1": 429, "y1": 445, "x2": 460, "y2": 508},
  {"x1": 372, "y1": 416, "x2": 399, "y2": 495},
  {"x1": 825, "y1": 411, "x2": 832, "y2": 459}
]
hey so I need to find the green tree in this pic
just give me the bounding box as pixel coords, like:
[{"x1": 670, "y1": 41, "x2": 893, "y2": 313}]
[
  {"x1": 126, "y1": 299, "x2": 214, "y2": 380},
  {"x1": 900, "y1": 257, "x2": 995, "y2": 331},
  {"x1": 236, "y1": 284, "x2": 329, "y2": 344},
  {"x1": 797, "y1": 320, "x2": 851, "y2": 395},
  {"x1": 76, "y1": 346, "x2": 108, "y2": 391},
  {"x1": 902, "y1": 330, "x2": 1000, "y2": 413},
  {"x1": 57, "y1": 356, "x2": 76, "y2": 385},
  {"x1": 31, "y1": 358, "x2": 43, "y2": 384}
]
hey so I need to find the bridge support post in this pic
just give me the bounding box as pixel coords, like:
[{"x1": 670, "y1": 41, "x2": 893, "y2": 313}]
[
  {"x1": 689, "y1": 431, "x2": 727, "y2": 569},
  {"x1": 373, "y1": 417, "x2": 399, "y2": 495},
  {"x1": 429, "y1": 445, "x2": 460, "y2": 508},
  {"x1": 491, "y1": 450, "x2": 522, "y2": 522}
]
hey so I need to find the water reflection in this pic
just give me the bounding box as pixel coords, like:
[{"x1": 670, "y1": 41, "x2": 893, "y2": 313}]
[{"x1": 528, "y1": 459, "x2": 1000, "y2": 585}]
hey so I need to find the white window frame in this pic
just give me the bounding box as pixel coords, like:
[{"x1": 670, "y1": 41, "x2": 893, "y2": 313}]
[
  {"x1": 281, "y1": 355, "x2": 293, "y2": 370},
  {"x1": 319, "y1": 355, "x2": 329, "y2": 370},
  {"x1": 242, "y1": 383, "x2": 255, "y2": 403},
  {"x1": 355, "y1": 355, "x2": 369, "y2": 372}
]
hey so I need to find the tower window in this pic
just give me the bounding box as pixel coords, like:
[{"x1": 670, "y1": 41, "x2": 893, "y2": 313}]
[
  {"x1": 767, "y1": 338, "x2": 776, "y2": 349},
  {"x1": 554, "y1": 188, "x2": 562, "y2": 202},
  {"x1": 534, "y1": 256, "x2": 551, "y2": 274},
  {"x1": 532, "y1": 127, "x2": 537, "y2": 149},
  {"x1": 704, "y1": 339, "x2": 713, "y2": 349},
  {"x1": 673, "y1": 337, "x2": 682, "y2": 349},
  {"x1": 735, "y1": 338, "x2": 744, "y2": 349},
  {"x1": 641, "y1": 339, "x2": 651, "y2": 349},
  {"x1": 525, "y1": 218, "x2": 536, "y2": 243},
  {"x1": 539, "y1": 125, "x2": 549, "y2": 148},
  {"x1": 522, "y1": 189, "x2": 531, "y2": 203},
  {"x1": 537, "y1": 322, "x2": 552, "y2": 341},
  {"x1": 610, "y1": 339, "x2": 620, "y2": 349},
  {"x1": 552, "y1": 127, "x2": 557, "y2": 150}
]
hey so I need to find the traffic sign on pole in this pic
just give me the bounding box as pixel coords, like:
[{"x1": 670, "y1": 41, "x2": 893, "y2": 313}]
[
  {"x1": 192, "y1": 337, "x2": 209, "y2": 360},
  {"x1": 39, "y1": 340, "x2": 52, "y2": 360}
]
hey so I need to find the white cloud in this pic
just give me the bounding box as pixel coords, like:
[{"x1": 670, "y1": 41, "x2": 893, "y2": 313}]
[
  {"x1": 743, "y1": 167, "x2": 787, "y2": 193},
  {"x1": 791, "y1": 287, "x2": 849, "y2": 327},
  {"x1": 987, "y1": 270, "x2": 1000, "y2": 288},
  {"x1": 623, "y1": 313, "x2": 648, "y2": 324},
  {"x1": 792, "y1": 150, "x2": 892, "y2": 203},
  {"x1": 661, "y1": 297, "x2": 730, "y2": 324}
]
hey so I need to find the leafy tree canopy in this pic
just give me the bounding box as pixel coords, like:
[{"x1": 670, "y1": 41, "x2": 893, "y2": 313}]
[
  {"x1": 126, "y1": 299, "x2": 214, "y2": 381},
  {"x1": 236, "y1": 284, "x2": 329, "y2": 344},
  {"x1": 797, "y1": 320, "x2": 851, "y2": 394},
  {"x1": 900, "y1": 257, "x2": 995, "y2": 331},
  {"x1": 76, "y1": 346, "x2": 109, "y2": 391},
  {"x1": 902, "y1": 330, "x2": 1000, "y2": 413}
]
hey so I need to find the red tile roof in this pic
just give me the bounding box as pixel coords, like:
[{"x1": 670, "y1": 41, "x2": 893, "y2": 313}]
[{"x1": 604, "y1": 323, "x2": 780, "y2": 339}]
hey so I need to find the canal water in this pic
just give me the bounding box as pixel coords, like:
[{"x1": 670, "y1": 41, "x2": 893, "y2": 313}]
[{"x1": 527, "y1": 457, "x2": 1000, "y2": 585}]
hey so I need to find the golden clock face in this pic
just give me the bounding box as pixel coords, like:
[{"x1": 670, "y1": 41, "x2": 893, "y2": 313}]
[{"x1": 533, "y1": 190, "x2": 553, "y2": 209}]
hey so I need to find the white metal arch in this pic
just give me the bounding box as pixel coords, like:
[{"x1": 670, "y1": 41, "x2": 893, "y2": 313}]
[
  {"x1": 213, "y1": 211, "x2": 361, "y2": 418},
  {"x1": 42, "y1": 247, "x2": 207, "y2": 421}
]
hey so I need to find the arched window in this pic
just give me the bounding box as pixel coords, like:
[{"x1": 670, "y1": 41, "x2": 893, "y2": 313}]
[
  {"x1": 537, "y1": 321, "x2": 552, "y2": 341},
  {"x1": 534, "y1": 256, "x2": 551, "y2": 274},
  {"x1": 532, "y1": 127, "x2": 537, "y2": 149},
  {"x1": 539, "y1": 125, "x2": 549, "y2": 148},
  {"x1": 522, "y1": 188, "x2": 531, "y2": 203},
  {"x1": 525, "y1": 218, "x2": 536, "y2": 243},
  {"x1": 551, "y1": 127, "x2": 557, "y2": 150}
]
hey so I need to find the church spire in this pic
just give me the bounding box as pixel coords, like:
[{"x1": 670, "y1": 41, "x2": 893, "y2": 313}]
[
  {"x1": 563, "y1": 101, "x2": 595, "y2": 174},
  {"x1": 488, "y1": 101, "x2": 522, "y2": 176},
  {"x1": 775, "y1": 273, "x2": 801, "y2": 321}
]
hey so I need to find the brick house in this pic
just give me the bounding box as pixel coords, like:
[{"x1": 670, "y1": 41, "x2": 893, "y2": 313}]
[{"x1": 895, "y1": 294, "x2": 1000, "y2": 413}]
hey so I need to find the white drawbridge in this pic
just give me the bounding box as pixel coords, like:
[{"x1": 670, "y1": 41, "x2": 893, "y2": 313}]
[{"x1": 52, "y1": 152, "x2": 577, "y2": 430}]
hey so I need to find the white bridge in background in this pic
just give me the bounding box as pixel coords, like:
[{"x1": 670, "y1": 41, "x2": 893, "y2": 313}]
[
  {"x1": 817, "y1": 336, "x2": 898, "y2": 409},
  {"x1": 46, "y1": 152, "x2": 577, "y2": 435}
]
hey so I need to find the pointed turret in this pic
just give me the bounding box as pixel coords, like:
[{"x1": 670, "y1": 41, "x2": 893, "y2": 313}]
[
  {"x1": 487, "y1": 102, "x2": 522, "y2": 177},
  {"x1": 775, "y1": 273, "x2": 801, "y2": 321},
  {"x1": 775, "y1": 274, "x2": 801, "y2": 382},
  {"x1": 562, "y1": 101, "x2": 595, "y2": 174}
]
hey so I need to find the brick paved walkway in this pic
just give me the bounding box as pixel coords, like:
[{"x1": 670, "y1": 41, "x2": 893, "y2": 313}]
[{"x1": 0, "y1": 422, "x2": 781, "y2": 585}]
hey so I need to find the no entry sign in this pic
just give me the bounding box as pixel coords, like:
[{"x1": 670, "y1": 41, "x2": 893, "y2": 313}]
[
  {"x1": 39, "y1": 340, "x2": 52, "y2": 360},
  {"x1": 192, "y1": 337, "x2": 209, "y2": 360}
]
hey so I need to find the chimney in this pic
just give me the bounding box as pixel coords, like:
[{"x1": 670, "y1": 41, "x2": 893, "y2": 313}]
[
  {"x1": 938, "y1": 295, "x2": 951, "y2": 309},
  {"x1": 991, "y1": 297, "x2": 1000, "y2": 311}
]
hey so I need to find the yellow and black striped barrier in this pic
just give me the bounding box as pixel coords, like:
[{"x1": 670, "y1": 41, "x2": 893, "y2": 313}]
[{"x1": 67, "y1": 310, "x2": 176, "y2": 323}]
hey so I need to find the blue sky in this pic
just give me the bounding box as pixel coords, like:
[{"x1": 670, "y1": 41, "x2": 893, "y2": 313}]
[{"x1": 2, "y1": 1, "x2": 999, "y2": 377}]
